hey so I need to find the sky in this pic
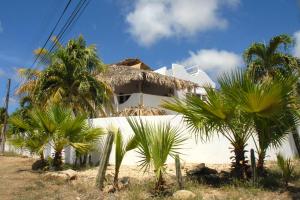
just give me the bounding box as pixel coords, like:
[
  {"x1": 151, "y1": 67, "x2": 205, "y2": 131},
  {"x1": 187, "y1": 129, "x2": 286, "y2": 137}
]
[{"x1": 0, "y1": 0, "x2": 300, "y2": 112}]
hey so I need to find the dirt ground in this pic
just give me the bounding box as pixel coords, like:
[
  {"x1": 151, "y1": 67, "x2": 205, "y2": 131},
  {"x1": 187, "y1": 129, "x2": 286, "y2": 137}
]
[{"x1": 0, "y1": 155, "x2": 299, "y2": 200}]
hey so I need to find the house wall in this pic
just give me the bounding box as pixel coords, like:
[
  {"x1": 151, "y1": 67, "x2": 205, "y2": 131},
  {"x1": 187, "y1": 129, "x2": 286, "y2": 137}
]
[
  {"x1": 155, "y1": 64, "x2": 216, "y2": 95},
  {"x1": 116, "y1": 93, "x2": 176, "y2": 114},
  {"x1": 64, "y1": 115, "x2": 297, "y2": 165}
]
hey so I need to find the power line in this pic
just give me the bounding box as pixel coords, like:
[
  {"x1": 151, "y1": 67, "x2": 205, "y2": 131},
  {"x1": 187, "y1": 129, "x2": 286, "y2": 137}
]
[
  {"x1": 39, "y1": 0, "x2": 90, "y2": 65},
  {"x1": 31, "y1": 0, "x2": 72, "y2": 68}
]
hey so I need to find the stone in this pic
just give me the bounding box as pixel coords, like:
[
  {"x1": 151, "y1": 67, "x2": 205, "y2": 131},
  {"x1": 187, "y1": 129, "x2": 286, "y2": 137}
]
[
  {"x1": 43, "y1": 169, "x2": 77, "y2": 181},
  {"x1": 173, "y1": 190, "x2": 196, "y2": 200},
  {"x1": 60, "y1": 169, "x2": 77, "y2": 180},
  {"x1": 196, "y1": 163, "x2": 205, "y2": 170},
  {"x1": 105, "y1": 173, "x2": 114, "y2": 183},
  {"x1": 32, "y1": 159, "x2": 48, "y2": 171},
  {"x1": 119, "y1": 176, "x2": 130, "y2": 185},
  {"x1": 187, "y1": 166, "x2": 217, "y2": 177},
  {"x1": 203, "y1": 174, "x2": 220, "y2": 185},
  {"x1": 104, "y1": 184, "x2": 116, "y2": 193},
  {"x1": 44, "y1": 172, "x2": 68, "y2": 181}
]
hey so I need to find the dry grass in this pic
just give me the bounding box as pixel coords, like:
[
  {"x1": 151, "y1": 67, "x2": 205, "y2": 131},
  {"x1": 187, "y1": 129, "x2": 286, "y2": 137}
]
[{"x1": 0, "y1": 155, "x2": 299, "y2": 200}]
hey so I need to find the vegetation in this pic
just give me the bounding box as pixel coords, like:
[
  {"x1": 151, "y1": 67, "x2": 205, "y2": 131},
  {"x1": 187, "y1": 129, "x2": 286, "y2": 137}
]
[
  {"x1": 113, "y1": 128, "x2": 137, "y2": 189},
  {"x1": 16, "y1": 36, "x2": 111, "y2": 117},
  {"x1": 244, "y1": 34, "x2": 300, "y2": 158},
  {"x1": 244, "y1": 34, "x2": 298, "y2": 81},
  {"x1": 277, "y1": 154, "x2": 295, "y2": 187},
  {"x1": 127, "y1": 118, "x2": 186, "y2": 191},
  {"x1": 9, "y1": 104, "x2": 104, "y2": 170},
  {"x1": 162, "y1": 80, "x2": 254, "y2": 178},
  {"x1": 3, "y1": 32, "x2": 300, "y2": 197}
]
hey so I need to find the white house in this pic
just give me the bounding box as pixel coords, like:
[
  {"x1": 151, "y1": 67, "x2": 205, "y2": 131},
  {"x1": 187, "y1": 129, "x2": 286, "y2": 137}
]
[{"x1": 96, "y1": 59, "x2": 203, "y2": 116}]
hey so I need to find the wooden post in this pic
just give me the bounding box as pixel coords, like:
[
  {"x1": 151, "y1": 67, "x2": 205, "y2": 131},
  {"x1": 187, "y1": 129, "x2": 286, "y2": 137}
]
[
  {"x1": 1, "y1": 78, "x2": 11, "y2": 153},
  {"x1": 96, "y1": 132, "x2": 115, "y2": 190},
  {"x1": 138, "y1": 82, "x2": 143, "y2": 106},
  {"x1": 175, "y1": 154, "x2": 183, "y2": 189},
  {"x1": 250, "y1": 149, "x2": 257, "y2": 186}
]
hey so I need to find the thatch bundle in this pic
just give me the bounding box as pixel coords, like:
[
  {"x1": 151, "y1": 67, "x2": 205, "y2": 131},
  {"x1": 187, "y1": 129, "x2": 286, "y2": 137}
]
[
  {"x1": 117, "y1": 105, "x2": 167, "y2": 116},
  {"x1": 97, "y1": 63, "x2": 197, "y2": 91}
]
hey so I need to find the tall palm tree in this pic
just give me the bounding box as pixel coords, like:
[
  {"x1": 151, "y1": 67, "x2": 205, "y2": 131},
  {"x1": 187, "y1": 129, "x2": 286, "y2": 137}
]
[
  {"x1": 162, "y1": 86, "x2": 253, "y2": 178},
  {"x1": 244, "y1": 34, "x2": 300, "y2": 157},
  {"x1": 127, "y1": 118, "x2": 186, "y2": 190},
  {"x1": 244, "y1": 34, "x2": 298, "y2": 81},
  {"x1": 15, "y1": 68, "x2": 41, "y2": 106},
  {"x1": 28, "y1": 35, "x2": 111, "y2": 117},
  {"x1": 0, "y1": 107, "x2": 5, "y2": 124}
]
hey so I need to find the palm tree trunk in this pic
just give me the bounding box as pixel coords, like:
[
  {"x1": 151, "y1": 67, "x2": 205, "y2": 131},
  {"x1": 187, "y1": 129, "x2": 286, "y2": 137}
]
[
  {"x1": 257, "y1": 150, "x2": 266, "y2": 176},
  {"x1": 40, "y1": 152, "x2": 44, "y2": 161},
  {"x1": 114, "y1": 168, "x2": 119, "y2": 189},
  {"x1": 231, "y1": 145, "x2": 247, "y2": 179},
  {"x1": 53, "y1": 151, "x2": 63, "y2": 170},
  {"x1": 155, "y1": 171, "x2": 165, "y2": 191}
]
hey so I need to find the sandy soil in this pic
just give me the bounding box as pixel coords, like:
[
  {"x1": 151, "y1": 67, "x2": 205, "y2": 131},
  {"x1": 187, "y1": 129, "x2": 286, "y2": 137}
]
[{"x1": 0, "y1": 155, "x2": 299, "y2": 200}]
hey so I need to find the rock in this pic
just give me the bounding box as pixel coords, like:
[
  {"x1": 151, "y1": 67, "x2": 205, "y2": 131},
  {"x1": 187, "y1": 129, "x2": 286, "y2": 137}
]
[
  {"x1": 43, "y1": 169, "x2": 77, "y2": 181},
  {"x1": 119, "y1": 176, "x2": 130, "y2": 185},
  {"x1": 105, "y1": 173, "x2": 114, "y2": 183},
  {"x1": 196, "y1": 163, "x2": 205, "y2": 170},
  {"x1": 173, "y1": 190, "x2": 196, "y2": 200},
  {"x1": 32, "y1": 159, "x2": 48, "y2": 171},
  {"x1": 44, "y1": 172, "x2": 68, "y2": 181},
  {"x1": 60, "y1": 169, "x2": 77, "y2": 180},
  {"x1": 219, "y1": 170, "x2": 230, "y2": 180},
  {"x1": 76, "y1": 197, "x2": 80, "y2": 200},
  {"x1": 104, "y1": 184, "x2": 116, "y2": 193},
  {"x1": 203, "y1": 174, "x2": 220, "y2": 185},
  {"x1": 187, "y1": 166, "x2": 217, "y2": 177}
]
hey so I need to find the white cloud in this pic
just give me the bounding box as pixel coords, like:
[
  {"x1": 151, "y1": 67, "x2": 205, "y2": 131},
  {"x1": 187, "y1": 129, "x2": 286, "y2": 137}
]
[
  {"x1": 179, "y1": 49, "x2": 242, "y2": 80},
  {"x1": 0, "y1": 21, "x2": 3, "y2": 33},
  {"x1": 126, "y1": 0, "x2": 239, "y2": 46},
  {"x1": 293, "y1": 31, "x2": 300, "y2": 57}
]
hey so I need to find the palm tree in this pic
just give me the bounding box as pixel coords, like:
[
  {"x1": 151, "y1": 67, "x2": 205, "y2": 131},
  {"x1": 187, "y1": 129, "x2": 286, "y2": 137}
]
[
  {"x1": 8, "y1": 115, "x2": 49, "y2": 161},
  {"x1": 28, "y1": 35, "x2": 111, "y2": 117},
  {"x1": 9, "y1": 104, "x2": 104, "y2": 170},
  {"x1": 113, "y1": 128, "x2": 137, "y2": 189},
  {"x1": 244, "y1": 34, "x2": 300, "y2": 157},
  {"x1": 127, "y1": 118, "x2": 186, "y2": 191},
  {"x1": 15, "y1": 68, "x2": 41, "y2": 107},
  {"x1": 218, "y1": 70, "x2": 299, "y2": 172},
  {"x1": 162, "y1": 86, "x2": 253, "y2": 178},
  {"x1": 244, "y1": 34, "x2": 298, "y2": 81},
  {"x1": 0, "y1": 107, "x2": 6, "y2": 124}
]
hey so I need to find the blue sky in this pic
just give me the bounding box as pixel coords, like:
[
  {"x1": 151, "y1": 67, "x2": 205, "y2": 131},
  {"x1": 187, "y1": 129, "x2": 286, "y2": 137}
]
[{"x1": 0, "y1": 0, "x2": 300, "y2": 112}]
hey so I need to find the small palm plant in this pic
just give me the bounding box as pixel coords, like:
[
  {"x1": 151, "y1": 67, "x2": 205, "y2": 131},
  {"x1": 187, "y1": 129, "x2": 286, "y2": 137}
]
[
  {"x1": 127, "y1": 118, "x2": 186, "y2": 191},
  {"x1": 114, "y1": 128, "x2": 137, "y2": 189},
  {"x1": 9, "y1": 104, "x2": 104, "y2": 170},
  {"x1": 277, "y1": 154, "x2": 295, "y2": 187}
]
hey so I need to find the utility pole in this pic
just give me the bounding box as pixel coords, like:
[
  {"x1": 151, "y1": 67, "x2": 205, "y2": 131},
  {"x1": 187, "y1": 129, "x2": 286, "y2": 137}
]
[{"x1": 1, "y1": 78, "x2": 11, "y2": 153}]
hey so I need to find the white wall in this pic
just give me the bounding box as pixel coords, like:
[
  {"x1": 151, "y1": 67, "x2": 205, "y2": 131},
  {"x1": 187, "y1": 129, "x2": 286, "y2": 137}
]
[
  {"x1": 155, "y1": 64, "x2": 216, "y2": 94},
  {"x1": 117, "y1": 93, "x2": 175, "y2": 114},
  {"x1": 81, "y1": 115, "x2": 297, "y2": 166}
]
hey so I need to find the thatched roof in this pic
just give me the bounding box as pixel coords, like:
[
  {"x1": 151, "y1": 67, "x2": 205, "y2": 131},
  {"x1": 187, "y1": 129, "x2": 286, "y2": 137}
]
[
  {"x1": 98, "y1": 63, "x2": 197, "y2": 90},
  {"x1": 115, "y1": 58, "x2": 151, "y2": 70},
  {"x1": 117, "y1": 105, "x2": 166, "y2": 116}
]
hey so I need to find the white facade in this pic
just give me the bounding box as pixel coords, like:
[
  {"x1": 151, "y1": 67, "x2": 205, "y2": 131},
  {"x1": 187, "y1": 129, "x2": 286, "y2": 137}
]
[
  {"x1": 113, "y1": 63, "x2": 216, "y2": 113},
  {"x1": 62, "y1": 115, "x2": 297, "y2": 165},
  {"x1": 155, "y1": 63, "x2": 216, "y2": 95}
]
